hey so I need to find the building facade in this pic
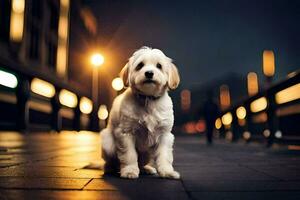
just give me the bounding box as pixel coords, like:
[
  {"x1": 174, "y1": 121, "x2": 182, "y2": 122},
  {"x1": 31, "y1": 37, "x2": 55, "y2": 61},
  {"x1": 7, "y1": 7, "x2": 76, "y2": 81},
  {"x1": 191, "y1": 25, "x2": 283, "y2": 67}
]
[{"x1": 0, "y1": 0, "x2": 101, "y2": 131}]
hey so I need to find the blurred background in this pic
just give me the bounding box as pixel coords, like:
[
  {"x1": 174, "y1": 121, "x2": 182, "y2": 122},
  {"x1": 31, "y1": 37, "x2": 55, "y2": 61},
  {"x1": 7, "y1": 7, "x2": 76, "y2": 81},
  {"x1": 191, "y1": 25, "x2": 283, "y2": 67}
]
[{"x1": 0, "y1": 0, "x2": 299, "y2": 145}]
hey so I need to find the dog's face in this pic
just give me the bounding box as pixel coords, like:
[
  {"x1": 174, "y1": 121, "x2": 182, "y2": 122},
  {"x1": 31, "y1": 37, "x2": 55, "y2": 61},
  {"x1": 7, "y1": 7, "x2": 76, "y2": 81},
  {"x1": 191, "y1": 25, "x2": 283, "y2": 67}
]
[{"x1": 120, "y1": 47, "x2": 180, "y2": 96}]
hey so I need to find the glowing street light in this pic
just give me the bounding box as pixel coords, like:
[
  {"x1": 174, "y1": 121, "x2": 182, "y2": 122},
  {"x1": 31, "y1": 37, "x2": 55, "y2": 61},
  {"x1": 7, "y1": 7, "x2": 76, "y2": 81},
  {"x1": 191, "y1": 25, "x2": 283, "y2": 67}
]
[
  {"x1": 247, "y1": 72, "x2": 258, "y2": 96},
  {"x1": 98, "y1": 104, "x2": 108, "y2": 120},
  {"x1": 219, "y1": 84, "x2": 230, "y2": 110},
  {"x1": 263, "y1": 50, "x2": 275, "y2": 87},
  {"x1": 10, "y1": 0, "x2": 25, "y2": 42},
  {"x1": 263, "y1": 50, "x2": 275, "y2": 77},
  {"x1": 90, "y1": 52, "x2": 105, "y2": 131},
  {"x1": 91, "y1": 53, "x2": 104, "y2": 68},
  {"x1": 236, "y1": 106, "x2": 246, "y2": 119},
  {"x1": 215, "y1": 118, "x2": 222, "y2": 129},
  {"x1": 112, "y1": 77, "x2": 124, "y2": 91},
  {"x1": 90, "y1": 53, "x2": 104, "y2": 106},
  {"x1": 221, "y1": 112, "x2": 233, "y2": 126},
  {"x1": 79, "y1": 97, "x2": 93, "y2": 114}
]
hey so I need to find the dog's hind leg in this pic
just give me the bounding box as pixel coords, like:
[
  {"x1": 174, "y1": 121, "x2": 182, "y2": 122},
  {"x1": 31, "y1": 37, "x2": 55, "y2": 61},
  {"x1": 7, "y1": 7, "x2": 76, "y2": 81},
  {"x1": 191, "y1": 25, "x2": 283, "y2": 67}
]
[{"x1": 101, "y1": 128, "x2": 119, "y2": 173}]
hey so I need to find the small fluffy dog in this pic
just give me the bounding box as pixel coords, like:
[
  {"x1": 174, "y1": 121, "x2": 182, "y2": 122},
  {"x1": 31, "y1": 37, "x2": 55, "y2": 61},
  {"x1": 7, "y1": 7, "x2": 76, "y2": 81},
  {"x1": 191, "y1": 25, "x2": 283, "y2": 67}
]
[{"x1": 101, "y1": 46, "x2": 180, "y2": 179}]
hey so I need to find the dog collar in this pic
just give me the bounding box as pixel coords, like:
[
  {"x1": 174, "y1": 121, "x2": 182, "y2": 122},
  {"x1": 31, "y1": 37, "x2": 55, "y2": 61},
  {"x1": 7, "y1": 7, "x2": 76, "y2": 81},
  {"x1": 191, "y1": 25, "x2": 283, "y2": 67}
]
[{"x1": 136, "y1": 93, "x2": 161, "y2": 101}]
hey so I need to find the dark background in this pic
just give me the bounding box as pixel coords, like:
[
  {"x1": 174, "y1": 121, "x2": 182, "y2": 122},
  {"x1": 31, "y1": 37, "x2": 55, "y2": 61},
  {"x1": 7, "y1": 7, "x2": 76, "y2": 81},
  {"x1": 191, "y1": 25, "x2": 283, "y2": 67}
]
[{"x1": 84, "y1": 0, "x2": 300, "y2": 88}]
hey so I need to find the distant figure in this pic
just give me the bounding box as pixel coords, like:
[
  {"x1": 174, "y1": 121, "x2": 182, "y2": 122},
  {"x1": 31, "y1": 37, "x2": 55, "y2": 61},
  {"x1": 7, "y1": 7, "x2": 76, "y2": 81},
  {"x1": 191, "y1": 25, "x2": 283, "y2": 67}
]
[{"x1": 203, "y1": 91, "x2": 219, "y2": 144}]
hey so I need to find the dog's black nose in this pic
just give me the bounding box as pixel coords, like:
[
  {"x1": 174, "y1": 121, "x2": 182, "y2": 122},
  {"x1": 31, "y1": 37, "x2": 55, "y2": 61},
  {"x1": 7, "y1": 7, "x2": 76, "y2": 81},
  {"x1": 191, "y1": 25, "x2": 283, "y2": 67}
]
[{"x1": 145, "y1": 71, "x2": 154, "y2": 79}]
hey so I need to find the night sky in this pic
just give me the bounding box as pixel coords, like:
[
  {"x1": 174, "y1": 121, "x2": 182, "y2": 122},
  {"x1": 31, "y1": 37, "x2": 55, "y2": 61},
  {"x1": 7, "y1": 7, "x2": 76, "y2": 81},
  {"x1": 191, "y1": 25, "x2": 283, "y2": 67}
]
[{"x1": 86, "y1": 0, "x2": 300, "y2": 89}]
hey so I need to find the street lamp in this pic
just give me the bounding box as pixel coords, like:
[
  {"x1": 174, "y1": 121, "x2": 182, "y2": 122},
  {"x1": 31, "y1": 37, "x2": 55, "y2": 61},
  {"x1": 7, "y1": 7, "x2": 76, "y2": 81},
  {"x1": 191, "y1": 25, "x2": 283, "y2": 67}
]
[
  {"x1": 219, "y1": 84, "x2": 230, "y2": 111},
  {"x1": 90, "y1": 53, "x2": 104, "y2": 107},
  {"x1": 263, "y1": 50, "x2": 275, "y2": 87},
  {"x1": 90, "y1": 53, "x2": 104, "y2": 131},
  {"x1": 247, "y1": 72, "x2": 258, "y2": 96}
]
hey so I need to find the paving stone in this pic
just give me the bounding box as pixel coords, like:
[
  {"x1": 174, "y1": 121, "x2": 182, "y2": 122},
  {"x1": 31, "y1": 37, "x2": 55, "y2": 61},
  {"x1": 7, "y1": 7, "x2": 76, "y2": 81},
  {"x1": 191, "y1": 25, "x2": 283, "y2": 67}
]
[
  {"x1": 1, "y1": 132, "x2": 300, "y2": 200},
  {"x1": 0, "y1": 166, "x2": 104, "y2": 178},
  {"x1": 0, "y1": 190, "x2": 190, "y2": 200},
  {"x1": 84, "y1": 176, "x2": 185, "y2": 191},
  {"x1": 178, "y1": 165, "x2": 277, "y2": 181},
  {"x1": 184, "y1": 180, "x2": 300, "y2": 192},
  {"x1": 190, "y1": 191, "x2": 300, "y2": 200},
  {"x1": 245, "y1": 166, "x2": 300, "y2": 181},
  {"x1": 0, "y1": 177, "x2": 90, "y2": 189},
  {"x1": 23, "y1": 160, "x2": 91, "y2": 168}
]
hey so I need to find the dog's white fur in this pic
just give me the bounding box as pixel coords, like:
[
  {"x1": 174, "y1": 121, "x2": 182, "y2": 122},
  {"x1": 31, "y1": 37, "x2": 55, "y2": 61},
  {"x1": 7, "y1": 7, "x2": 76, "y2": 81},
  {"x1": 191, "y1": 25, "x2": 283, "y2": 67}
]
[{"x1": 101, "y1": 46, "x2": 180, "y2": 179}]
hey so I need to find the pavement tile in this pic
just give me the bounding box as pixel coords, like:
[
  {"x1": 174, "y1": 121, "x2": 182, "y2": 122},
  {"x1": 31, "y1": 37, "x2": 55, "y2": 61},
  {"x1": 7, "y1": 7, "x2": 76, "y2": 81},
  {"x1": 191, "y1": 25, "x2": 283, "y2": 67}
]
[
  {"x1": 184, "y1": 180, "x2": 300, "y2": 192},
  {"x1": 1, "y1": 132, "x2": 300, "y2": 200},
  {"x1": 0, "y1": 166, "x2": 104, "y2": 178},
  {"x1": 23, "y1": 160, "x2": 91, "y2": 168},
  {"x1": 177, "y1": 165, "x2": 277, "y2": 181},
  {"x1": 245, "y1": 166, "x2": 300, "y2": 181},
  {"x1": 84, "y1": 176, "x2": 185, "y2": 191},
  {"x1": 0, "y1": 190, "x2": 190, "y2": 200},
  {"x1": 0, "y1": 177, "x2": 90, "y2": 189},
  {"x1": 190, "y1": 191, "x2": 300, "y2": 200}
]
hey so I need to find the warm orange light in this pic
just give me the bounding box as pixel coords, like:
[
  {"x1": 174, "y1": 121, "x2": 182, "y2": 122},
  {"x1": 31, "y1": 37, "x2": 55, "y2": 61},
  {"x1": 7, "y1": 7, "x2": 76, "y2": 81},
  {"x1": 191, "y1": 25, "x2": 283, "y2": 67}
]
[
  {"x1": 238, "y1": 119, "x2": 246, "y2": 126},
  {"x1": 247, "y1": 72, "x2": 258, "y2": 96},
  {"x1": 263, "y1": 50, "x2": 275, "y2": 77},
  {"x1": 184, "y1": 122, "x2": 197, "y2": 134},
  {"x1": 12, "y1": 0, "x2": 25, "y2": 13},
  {"x1": 275, "y1": 83, "x2": 300, "y2": 104},
  {"x1": 31, "y1": 78, "x2": 55, "y2": 98},
  {"x1": 252, "y1": 112, "x2": 268, "y2": 123},
  {"x1": 91, "y1": 53, "x2": 105, "y2": 67},
  {"x1": 60, "y1": 0, "x2": 70, "y2": 7},
  {"x1": 10, "y1": 0, "x2": 25, "y2": 42},
  {"x1": 59, "y1": 89, "x2": 78, "y2": 108},
  {"x1": 79, "y1": 97, "x2": 93, "y2": 114},
  {"x1": 56, "y1": 45, "x2": 67, "y2": 76},
  {"x1": 58, "y1": 16, "x2": 68, "y2": 40},
  {"x1": 263, "y1": 129, "x2": 271, "y2": 138},
  {"x1": 215, "y1": 118, "x2": 222, "y2": 129},
  {"x1": 250, "y1": 97, "x2": 267, "y2": 113},
  {"x1": 236, "y1": 106, "x2": 246, "y2": 119},
  {"x1": 112, "y1": 77, "x2": 124, "y2": 91},
  {"x1": 181, "y1": 89, "x2": 191, "y2": 112},
  {"x1": 243, "y1": 131, "x2": 251, "y2": 140},
  {"x1": 220, "y1": 84, "x2": 230, "y2": 110},
  {"x1": 56, "y1": 0, "x2": 70, "y2": 77},
  {"x1": 195, "y1": 120, "x2": 206, "y2": 133},
  {"x1": 221, "y1": 112, "x2": 232, "y2": 126},
  {"x1": 98, "y1": 105, "x2": 108, "y2": 120}
]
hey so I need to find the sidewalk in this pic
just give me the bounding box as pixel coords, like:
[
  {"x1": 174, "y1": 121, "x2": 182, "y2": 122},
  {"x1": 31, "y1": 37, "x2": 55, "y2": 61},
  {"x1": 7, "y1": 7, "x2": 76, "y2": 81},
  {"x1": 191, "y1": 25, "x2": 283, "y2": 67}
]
[{"x1": 0, "y1": 131, "x2": 300, "y2": 200}]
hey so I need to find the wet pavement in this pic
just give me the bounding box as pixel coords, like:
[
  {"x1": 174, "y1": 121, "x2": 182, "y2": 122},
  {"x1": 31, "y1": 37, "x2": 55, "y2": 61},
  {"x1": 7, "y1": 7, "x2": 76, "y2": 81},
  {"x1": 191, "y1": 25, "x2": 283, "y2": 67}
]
[{"x1": 0, "y1": 131, "x2": 300, "y2": 200}]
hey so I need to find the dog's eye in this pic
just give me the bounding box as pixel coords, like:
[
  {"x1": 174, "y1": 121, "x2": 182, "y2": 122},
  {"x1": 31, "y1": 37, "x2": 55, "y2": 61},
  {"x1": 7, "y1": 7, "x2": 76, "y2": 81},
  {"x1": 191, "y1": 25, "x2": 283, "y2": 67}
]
[
  {"x1": 156, "y1": 63, "x2": 162, "y2": 69},
  {"x1": 136, "y1": 62, "x2": 144, "y2": 70}
]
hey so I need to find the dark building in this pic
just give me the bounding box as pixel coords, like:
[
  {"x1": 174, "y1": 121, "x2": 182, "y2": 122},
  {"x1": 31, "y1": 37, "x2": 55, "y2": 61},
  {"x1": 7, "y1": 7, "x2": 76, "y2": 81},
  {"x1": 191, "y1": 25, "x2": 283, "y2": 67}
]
[{"x1": 0, "y1": 0, "x2": 105, "y2": 131}]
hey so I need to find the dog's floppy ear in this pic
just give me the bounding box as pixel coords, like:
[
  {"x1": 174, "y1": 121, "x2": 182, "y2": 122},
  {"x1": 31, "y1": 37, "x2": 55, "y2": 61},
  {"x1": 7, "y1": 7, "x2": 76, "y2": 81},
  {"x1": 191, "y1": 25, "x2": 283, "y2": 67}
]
[
  {"x1": 120, "y1": 63, "x2": 129, "y2": 87},
  {"x1": 168, "y1": 63, "x2": 180, "y2": 90}
]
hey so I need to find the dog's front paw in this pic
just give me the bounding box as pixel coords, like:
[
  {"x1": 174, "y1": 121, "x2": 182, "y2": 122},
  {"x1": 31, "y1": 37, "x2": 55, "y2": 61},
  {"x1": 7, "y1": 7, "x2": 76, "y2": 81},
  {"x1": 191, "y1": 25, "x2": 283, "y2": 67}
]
[
  {"x1": 120, "y1": 165, "x2": 140, "y2": 179},
  {"x1": 158, "y1": 166, "x2": 180, "y2": 179}
]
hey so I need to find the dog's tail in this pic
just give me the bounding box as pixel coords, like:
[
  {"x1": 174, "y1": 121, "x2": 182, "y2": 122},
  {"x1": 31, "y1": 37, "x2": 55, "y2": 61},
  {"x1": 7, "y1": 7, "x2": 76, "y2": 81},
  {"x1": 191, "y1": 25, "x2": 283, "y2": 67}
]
[
  {"x1": 83, "y1": 128, "x2": 115, "y2": 170},
  {"x1": 100, "y1": 128, "x2": 116, "y2": 159},
  {"x1": 83, "y1": 162, "x2": 104, "y2": 170}
]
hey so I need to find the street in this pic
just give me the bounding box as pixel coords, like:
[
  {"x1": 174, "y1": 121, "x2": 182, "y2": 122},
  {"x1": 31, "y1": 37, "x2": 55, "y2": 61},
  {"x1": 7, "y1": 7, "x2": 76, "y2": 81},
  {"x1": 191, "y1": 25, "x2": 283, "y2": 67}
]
[{"x1": 0, "y1": 131, "x2": 300, "y2": 200}]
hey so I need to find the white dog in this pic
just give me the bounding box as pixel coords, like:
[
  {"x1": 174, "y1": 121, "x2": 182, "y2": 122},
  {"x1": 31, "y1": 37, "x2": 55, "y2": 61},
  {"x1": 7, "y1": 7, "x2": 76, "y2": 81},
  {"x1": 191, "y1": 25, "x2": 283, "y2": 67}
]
[{"x1": 100, "y1": 46, "x2": 180, "y2": 179}]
